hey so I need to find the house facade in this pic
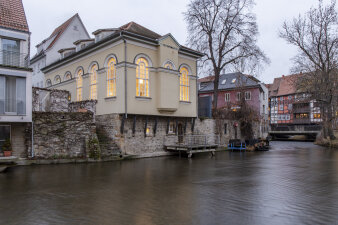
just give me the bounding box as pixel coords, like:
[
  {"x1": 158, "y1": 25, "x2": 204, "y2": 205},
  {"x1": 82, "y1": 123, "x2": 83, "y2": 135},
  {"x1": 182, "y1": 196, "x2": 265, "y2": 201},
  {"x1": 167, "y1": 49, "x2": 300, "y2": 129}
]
[
  {"x1": 198, "y1": 72, "x2": 269, "y2": 137},
  {"x1": 268, "y1": 74, "x2": 322, "y2": 127},
  {"x1": 41, "y1": 22, "x2": 203, "y2": 154},
  {"x1": 30, "y1": 13, "x2": 90, "y2": 88},
  {"x1": 0, "y1": 0, "x2": 32, "y2": 157}
]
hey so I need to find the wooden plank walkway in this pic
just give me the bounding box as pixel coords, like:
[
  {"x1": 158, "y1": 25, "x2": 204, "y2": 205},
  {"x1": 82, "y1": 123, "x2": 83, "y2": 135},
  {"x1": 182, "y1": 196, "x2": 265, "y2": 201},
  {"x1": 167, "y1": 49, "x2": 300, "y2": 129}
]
[{"x1": 165, "y1": 145, "x2": 218, "y2": 158}]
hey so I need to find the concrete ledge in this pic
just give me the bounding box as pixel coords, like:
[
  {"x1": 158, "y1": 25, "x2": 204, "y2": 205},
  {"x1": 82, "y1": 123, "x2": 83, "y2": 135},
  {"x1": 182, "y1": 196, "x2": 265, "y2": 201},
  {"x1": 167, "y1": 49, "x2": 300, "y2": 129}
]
[
  {"x1": 126, "y1": 152, "x2": 177, "y2": 159},
  {"x1": 0, "y1": 156, "x2": 18, "y2": 164}
]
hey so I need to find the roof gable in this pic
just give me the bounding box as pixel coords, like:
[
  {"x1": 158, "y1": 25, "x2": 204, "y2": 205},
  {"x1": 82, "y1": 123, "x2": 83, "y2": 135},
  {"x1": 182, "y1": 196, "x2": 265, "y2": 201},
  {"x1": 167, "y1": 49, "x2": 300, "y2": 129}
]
[
  {"x1": 119, "y1": 21, "x2": 162, "y2": 39},
  {"x1": 0, "y1": 0, "x2": 29, "y2": 32},
  {"x1": 158, "y1": 34, "x2": 180, "y2": 49},
  {"x1": 37, "y1": 13, "x2": 89, "y2": 51}
]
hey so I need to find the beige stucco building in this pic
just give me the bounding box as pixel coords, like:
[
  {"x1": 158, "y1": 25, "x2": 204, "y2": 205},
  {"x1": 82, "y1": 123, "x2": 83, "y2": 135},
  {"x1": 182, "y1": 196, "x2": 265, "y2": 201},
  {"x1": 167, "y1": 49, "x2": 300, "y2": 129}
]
[
  {"x1": 41, "y1": 22, "x2": 203, "y2": 155},
  {"x1": 42, "y1": 22, "x2": 203, "y2": 118}
]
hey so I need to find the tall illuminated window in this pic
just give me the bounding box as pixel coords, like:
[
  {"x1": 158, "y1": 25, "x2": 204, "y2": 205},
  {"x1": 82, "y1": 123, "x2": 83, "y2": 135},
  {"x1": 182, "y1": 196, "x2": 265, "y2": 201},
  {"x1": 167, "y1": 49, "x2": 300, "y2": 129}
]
[
  {"x1": 90, "y1": 64, "x2": 98, "y2": 100},
  {"x1": 76, "y1": 69, "x2": 83, "y2": 101},
  {"x1": 136, "y1": 57, "x2": 149, "y2": 97},
  {"x1": 180, "y1": 67, "x2": 189, "y2": 101},
  {"x1": 107, "y1": 58, "x2": 116, "y2": 97}
]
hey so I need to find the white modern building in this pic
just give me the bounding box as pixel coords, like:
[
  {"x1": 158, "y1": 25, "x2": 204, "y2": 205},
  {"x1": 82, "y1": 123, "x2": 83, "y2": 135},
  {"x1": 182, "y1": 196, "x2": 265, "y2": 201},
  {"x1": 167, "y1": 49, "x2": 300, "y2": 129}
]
[
  {"x1": 30, "y1": 13, "x2": 90, "y2": 88},
  {"x1": 0, "y1": 0, "x2": 32, "y2": 157}
]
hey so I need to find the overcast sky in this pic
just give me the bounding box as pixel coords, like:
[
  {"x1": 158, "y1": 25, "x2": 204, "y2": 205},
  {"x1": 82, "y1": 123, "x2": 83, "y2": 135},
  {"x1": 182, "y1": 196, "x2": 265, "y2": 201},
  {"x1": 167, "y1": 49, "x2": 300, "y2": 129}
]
[{"x1": 23, "y1": 0, "x2": 332, "y2": 84}]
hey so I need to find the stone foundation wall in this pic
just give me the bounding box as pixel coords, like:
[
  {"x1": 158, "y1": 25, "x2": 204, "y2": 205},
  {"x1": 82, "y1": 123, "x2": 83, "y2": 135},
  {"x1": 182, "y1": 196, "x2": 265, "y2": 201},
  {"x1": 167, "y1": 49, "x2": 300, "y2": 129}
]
[
  {"x1": 26, "y1": 112, "x2": 98, "y2": 159},
  {"x1": 96, "y1": 114, "x2": 196, "y2": 155}
]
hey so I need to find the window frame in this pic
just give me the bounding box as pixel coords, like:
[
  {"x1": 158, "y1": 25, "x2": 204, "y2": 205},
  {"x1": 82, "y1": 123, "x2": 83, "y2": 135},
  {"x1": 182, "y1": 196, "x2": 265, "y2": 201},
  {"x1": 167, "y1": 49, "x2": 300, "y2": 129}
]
[
  {"x1": 236, "y1": 92, "x2": 241, "y2": 101},
  {"x1": 90, "y1": 64, "x2": 98, "y2": 100},
  {"x1": 107, "y1": 58, "x2": 117, "y2": 97},
  {"x1": 179, "y1": 67, "x2": 190, "y2": 102},
  {"x1": 225, "y1": 93, "x2": 230, "y2": 102},
  {"x1": 76, "y1": 69, "x2": 83, "y2": 101},
  {"x1": 245, "y1": 91, "x2": 251, "y2": 101},
  {"x1": 136, "y1": 57, "x2": 150, "y2": 97}
]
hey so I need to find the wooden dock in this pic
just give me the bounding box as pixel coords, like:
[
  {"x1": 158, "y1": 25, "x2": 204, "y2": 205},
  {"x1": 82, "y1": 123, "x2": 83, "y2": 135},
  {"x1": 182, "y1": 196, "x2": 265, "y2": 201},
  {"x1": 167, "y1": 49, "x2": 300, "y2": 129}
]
[{"x1": 164, "y1": 135, "x2": 219, "y2": 158}]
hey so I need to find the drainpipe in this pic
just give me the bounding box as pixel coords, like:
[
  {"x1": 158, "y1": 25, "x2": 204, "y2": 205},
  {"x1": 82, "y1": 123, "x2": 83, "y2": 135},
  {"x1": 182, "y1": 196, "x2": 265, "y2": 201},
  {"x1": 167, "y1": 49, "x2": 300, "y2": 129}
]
[
  {"x1": 196, "y1": 60, "x2": 198, "y2": 119},
  {"x1": 31, "y1": 121, "x2": 34, "y2": 158},
  {"x1": 124, "y1": 38, "x2": 128, "y2": 119}
]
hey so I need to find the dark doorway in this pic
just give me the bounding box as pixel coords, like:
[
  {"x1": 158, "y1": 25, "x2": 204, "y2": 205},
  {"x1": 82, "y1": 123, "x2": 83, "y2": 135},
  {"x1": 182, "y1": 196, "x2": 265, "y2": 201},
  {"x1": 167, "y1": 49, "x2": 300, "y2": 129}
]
[{"x1": 178, "y1": 123, "x2": 184, "y2": 143}]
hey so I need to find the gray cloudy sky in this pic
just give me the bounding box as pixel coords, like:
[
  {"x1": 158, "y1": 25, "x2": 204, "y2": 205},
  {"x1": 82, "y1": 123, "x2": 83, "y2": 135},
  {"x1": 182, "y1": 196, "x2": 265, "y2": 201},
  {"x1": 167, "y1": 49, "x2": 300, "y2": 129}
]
[{"x1": 23, "y1": 0, "x2": 331, "y2": 84}]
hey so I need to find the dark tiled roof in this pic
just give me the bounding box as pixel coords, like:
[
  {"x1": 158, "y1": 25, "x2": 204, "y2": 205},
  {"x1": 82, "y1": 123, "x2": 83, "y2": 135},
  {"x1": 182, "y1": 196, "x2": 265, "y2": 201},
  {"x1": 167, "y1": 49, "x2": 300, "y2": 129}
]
[
  {"x1": 199, "y1": 72, "x2": 261, "y2": 92},
  {"x1": 119, "y1": 21, "x2": 162, "y2": 39},
  {"x1": 0, "y1": 0, "x2": 29, "y2": 32}
]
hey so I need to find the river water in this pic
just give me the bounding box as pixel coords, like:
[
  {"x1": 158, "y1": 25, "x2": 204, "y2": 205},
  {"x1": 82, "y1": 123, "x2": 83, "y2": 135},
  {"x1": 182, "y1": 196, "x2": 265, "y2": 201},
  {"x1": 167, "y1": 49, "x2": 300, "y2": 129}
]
[{"x1": 0, "y1": 142, "x2": 338, "y2": 225}]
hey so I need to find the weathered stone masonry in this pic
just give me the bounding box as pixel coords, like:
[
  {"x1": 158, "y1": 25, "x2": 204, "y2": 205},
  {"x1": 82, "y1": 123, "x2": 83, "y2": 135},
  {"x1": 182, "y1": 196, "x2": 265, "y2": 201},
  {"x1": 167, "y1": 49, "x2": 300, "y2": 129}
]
[{"x1": 26, "y1": 112, "x2": 98, "y2": 159}]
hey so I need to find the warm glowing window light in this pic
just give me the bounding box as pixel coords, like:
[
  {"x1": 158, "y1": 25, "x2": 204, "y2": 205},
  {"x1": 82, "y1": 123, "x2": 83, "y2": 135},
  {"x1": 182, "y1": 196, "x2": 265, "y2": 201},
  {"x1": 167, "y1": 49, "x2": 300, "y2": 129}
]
[
  {"x1": 90, "y1": 64, "x2": 98, "y2": 100},
  {"x1": 107, "y1": 58, "x2": 116, "y2": 97},
  {"x1": 76, "y1": 69, "x2": 83, "y2": 101},
  {"x1": 180, "y1": 67, "x2": 189, "y2": 101},
  {"x1": 136, "y1": 57, "x2": 149, "y2": 97}
]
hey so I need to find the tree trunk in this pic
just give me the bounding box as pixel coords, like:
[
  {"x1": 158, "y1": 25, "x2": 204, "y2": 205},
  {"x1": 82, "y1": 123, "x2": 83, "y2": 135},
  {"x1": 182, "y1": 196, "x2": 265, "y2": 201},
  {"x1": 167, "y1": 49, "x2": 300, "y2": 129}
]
[
  {"x1": 327, "y1": 104, "x2": 336, "y2": 140},
  {"x1": 213, "y1": 70, "x2": 220, "y2": 109}
]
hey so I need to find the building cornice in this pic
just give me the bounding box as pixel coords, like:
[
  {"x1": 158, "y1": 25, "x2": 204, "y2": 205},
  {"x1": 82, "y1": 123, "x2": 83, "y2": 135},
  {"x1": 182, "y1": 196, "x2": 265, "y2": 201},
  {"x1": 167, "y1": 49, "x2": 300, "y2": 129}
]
[{"x1": 42, "y1": 30, "x2": 203, "y2": 74}]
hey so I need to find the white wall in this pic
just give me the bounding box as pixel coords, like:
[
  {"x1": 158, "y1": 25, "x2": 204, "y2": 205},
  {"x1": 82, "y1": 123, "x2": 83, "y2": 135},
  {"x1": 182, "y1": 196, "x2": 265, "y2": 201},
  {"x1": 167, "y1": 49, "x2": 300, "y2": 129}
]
[{"x1": 31, "y1": 16, "x2": 90, "y2": 88}]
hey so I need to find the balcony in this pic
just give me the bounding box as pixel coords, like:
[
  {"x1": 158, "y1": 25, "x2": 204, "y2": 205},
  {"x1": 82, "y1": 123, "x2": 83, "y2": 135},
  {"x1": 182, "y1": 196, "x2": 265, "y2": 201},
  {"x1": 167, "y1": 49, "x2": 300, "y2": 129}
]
[
  {"x1": 0, "y1": 50, "x2": 29, "y2": 68},
  {"x1": 293, "y1": 107, "x2": 311, "y2": 113}
]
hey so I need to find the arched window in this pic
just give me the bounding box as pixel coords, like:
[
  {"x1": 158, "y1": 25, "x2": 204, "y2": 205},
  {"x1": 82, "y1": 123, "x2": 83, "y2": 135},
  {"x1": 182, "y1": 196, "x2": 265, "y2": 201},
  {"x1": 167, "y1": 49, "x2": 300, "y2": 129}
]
[
  {"x1": 136, "y1": 57, "x2": 149, "y2": 97},
  {"x1": 90, "y1": 64, "x2": 98, "y2": 100},
  {"x1": 107, "y1": 58, "x2": 116, "y2": 97},
  {"x1": 76, "y1": 69, "x2": 83, "y2": 101},
  {"x1": 163, "y1": 61, "x2": 175, "y2": 70},
  {"x1": 54, "y1": 75, "x2": 61, "y2": 84},
  {"x1": 46, "y1": 79, "x2": 52, "y2": 87},
  {"x1": 64, "y1": 72, "x2": 72, "y2": 81},
  {"x1": 180, "y1": 67, "x2": 189, "y2": 101}
]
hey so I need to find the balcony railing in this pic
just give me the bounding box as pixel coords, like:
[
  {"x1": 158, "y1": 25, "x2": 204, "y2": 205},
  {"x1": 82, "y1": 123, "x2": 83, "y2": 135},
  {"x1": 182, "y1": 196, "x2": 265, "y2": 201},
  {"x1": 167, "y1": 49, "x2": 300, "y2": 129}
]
[{"x1": 0, "y1": 50, "x2": 29, "y2": 68}]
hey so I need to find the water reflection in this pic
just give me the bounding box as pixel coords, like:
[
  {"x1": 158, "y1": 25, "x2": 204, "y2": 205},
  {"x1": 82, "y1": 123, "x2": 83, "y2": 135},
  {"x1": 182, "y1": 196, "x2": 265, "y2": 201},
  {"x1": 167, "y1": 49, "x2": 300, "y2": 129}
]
[{"x1": 0, "y1": 142, "x2": 338, "y2": 225}]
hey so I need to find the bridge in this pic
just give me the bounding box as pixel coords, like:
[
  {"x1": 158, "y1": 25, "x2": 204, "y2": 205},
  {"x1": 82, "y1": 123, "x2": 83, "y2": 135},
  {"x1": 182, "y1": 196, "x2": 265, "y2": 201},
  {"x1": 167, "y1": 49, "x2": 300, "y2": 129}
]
[{"x1": 269, "y1": 125, "x2": 321, "y2": 140}]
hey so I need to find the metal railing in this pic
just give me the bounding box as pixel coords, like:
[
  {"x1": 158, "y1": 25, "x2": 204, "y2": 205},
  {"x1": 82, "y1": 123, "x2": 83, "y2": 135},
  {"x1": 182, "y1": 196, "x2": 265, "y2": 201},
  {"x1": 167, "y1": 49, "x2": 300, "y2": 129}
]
[
  {"x1": 0, "y1": 50, "x2": 29, "y2": 68},
  {"x1": 164, "y1": 134, "x2": 220, "y2": 147}
]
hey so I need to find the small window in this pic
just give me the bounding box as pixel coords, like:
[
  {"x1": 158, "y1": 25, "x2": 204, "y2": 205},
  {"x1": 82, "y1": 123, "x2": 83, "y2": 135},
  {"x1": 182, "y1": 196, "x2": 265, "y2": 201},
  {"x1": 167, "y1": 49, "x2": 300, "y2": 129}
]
[
  {"x1": 224, "y1": 123, "x2": 227, "y2": 134},
  {"x1": 46, "y1": 79, "x2": 52, "y2": 87},
  {"x1": 146, "y1": 127, "x2": 151, "y2": 136},
  {"x1": 279, "y1": 104, "x2": 284, "y2": 111},
  {"x1": 225, "y1": 93, "x2": 230, "y2": 102},
  {"x1": 54, "y1": 75, "x2": 61, "y2": 84},
  {"x1": 168, "y1": 122, "x2": 176, "y2": 134},
  {"x1": 221, "y1": 79, "x2": 226, "y2": 85},
  {"x1": 313, "y1": 113, "x2": 321, "y2": 119},
  {"x1": 245, "y1": 91, "x2": 251, "y2": 100},
  {"x1": 231, "y1": 78, "x2": 236, "y2": 83},
  {"x1": 236, "y1": 92, "x2": 241, "y2": 101}
]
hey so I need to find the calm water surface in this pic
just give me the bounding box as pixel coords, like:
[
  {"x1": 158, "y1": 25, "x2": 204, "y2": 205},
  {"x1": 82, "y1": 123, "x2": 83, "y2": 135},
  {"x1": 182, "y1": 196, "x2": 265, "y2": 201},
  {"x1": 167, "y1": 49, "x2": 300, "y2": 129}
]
[{"x1": 1, "y1": 142, "x2": 338, "y2": 225}]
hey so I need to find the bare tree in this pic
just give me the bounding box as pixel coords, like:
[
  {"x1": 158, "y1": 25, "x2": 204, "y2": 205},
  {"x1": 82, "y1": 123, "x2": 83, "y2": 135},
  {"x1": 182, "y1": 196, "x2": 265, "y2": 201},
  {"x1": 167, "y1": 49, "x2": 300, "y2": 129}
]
[
  {"x1": 280, "y1": 0, "x2": 337, "y2": 139},
  {"x1": 184, "y1": 0, "x2": 268, "y2": 109}
]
